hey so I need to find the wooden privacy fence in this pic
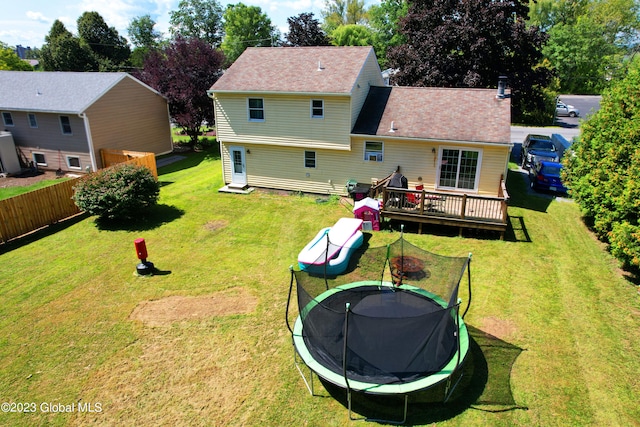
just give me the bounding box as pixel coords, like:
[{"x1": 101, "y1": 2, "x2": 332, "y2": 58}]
[
  {"x1": 101, "y1": 149, "x2": 158, "y2": 178},
  {"x1": 0, "y1": 150, "x2": 157, "y2": 243}
]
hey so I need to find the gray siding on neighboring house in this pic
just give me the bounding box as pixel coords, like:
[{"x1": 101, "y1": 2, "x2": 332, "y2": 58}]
[
  {"x1": 8, "y1": 111, "x2": 89, "y2": 153},
  {"x1": 7, "y1": 111, "x2": 92, "y2": 171}
]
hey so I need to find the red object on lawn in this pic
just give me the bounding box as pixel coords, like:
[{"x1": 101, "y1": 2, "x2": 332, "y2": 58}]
[{"x1": 134, "y1": 238, "x2": 148, "y2": 260}]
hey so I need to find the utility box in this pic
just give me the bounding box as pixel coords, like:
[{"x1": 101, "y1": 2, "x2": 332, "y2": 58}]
[{"x1": 0, "y1": 132, "x2": 21, "y2": 175}]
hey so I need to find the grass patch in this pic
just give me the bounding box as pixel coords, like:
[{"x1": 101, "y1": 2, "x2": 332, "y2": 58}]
[
  {"x1": 0, "y1": 177, "x2": 71, "y2": 201},
  {"x1": 0, "y1": 152, "x2": 639, "y2": 426}
]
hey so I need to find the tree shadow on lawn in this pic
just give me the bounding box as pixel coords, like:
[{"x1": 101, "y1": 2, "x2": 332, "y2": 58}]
[
  {"x1": 317, "y1": 325, "x2": 527, "y2": 424},
  {"x1": 506, "y1": 168, "x2": 554, "y2": 214},
  {"x1": 94, "y1": 204, "x2": 185, "y2": 232}
]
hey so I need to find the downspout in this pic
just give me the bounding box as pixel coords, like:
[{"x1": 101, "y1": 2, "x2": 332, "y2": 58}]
[
  {"x1": 207, "y1": 90, "x2": 227, "y2": 183},
  {"x1": 78, "y1": 113, "x2": 97, "y2": 173}
]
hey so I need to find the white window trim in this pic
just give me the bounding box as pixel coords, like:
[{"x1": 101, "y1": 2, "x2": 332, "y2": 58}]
[
  {"x1": 304, "y1": 150, "x2": 316, "y2": 168},
  {"x1": 436, "y1": 147, "x2": 483, "y2": 193},
  {"x1": 59, "y1": 115, "x2": 73, "y2": 135},
  {"x1": 2, "y1": 112, "x2": 14, "y2": 127},
  {"x1": 28, "y1": 113, "x2": 38, "y2": 128},
  {"x1": 364, "y1": 141, "x2": 384, "y2": 162},
  {"x1": 247, "y1": 98, "x2": 265, "y2": 122},
  {"x1": 310, "y1": 99, "x2": 324, "y2": 119},
  {"x1": 66, "y1": 155, "x2": 82, "y2": 170},
  {"x1": 33, "y1": 152, "x2": 47, "y2": 167}
]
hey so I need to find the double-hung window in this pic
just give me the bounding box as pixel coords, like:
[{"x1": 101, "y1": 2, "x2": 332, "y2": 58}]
[
  {"x1": 28, "y1": 113, "x2": 38, "y2": 128},
  {"x1": 304, "y1": 151, "x2": 316, "y2": 168},
  {"x1": 2, "y1": 112, "x2": 14, "y2": 127},
  {"x1": 364, "y1": 141, "x2": 384, "y2": 162},
  {"x1": 248, "y1": 98, "x2": 264, "y2": 121},
  {"x1": 60, "y1": 116, "x2": 72, "y2": 135},
  {"x1": 311, "y1": 100, "x2": 324, "y2": 118},
  {"x1": 438, "y1": 148, "x2": 481, "y2": 191}
]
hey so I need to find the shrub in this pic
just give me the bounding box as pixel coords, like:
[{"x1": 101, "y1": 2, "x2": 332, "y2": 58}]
[{"x1": 73, "y1": 164, "x2": 160, "y2": 220}]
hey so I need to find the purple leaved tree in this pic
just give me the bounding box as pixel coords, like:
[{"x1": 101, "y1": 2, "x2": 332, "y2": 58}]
[{"x1": 136, "y1": 36, "x2": 225, "y2": 149}]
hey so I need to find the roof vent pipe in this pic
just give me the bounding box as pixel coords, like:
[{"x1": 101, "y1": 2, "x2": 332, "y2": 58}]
[
  {"x1": 496, "y1": 75, "x2": 508, "y2": 99},
  {"x1": 389, "y1": 121, "x2": 396, "y2": 133},
  {"x1": 317, "y1": 61, "x2": 324, "y2": 71}
]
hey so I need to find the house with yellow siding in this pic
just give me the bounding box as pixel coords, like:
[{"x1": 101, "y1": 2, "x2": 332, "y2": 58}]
[
  {"x1": 0, "y1": 71, "x2": 173, "y2": 174},
  {"x1": 208, "y1": 46, "x2": 512, "y2": 201}
]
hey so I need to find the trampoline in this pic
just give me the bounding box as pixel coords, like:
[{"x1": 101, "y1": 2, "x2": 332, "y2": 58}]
[{"x1": 286, "y1": 234, "x2": 472, "y2": 423}]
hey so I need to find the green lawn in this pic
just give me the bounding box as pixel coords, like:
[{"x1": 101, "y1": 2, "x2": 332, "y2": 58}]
[
  {"x1": 0, "y1": 177, "x2": 71, "y2": 201},
  {"x1": 0, "y1": 148, "x2": 638, "y2": 426}
]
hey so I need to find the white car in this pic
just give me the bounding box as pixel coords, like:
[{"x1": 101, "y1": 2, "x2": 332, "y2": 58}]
[{"x1": 556, "y1": 100, "x2": 580, "y2": 117}]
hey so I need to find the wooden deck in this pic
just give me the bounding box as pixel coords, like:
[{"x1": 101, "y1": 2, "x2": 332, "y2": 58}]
[{"x1": 371, "y1": 180, "x2": 509, "y2": 239}]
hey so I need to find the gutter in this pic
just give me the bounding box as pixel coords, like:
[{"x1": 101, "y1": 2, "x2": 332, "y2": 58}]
[
  {"x1": 349, "y1": 132, "x2": 514, "y2": 148},
  {"x1": 78, "y1": 112, "x2": 98, "y2": 173}
]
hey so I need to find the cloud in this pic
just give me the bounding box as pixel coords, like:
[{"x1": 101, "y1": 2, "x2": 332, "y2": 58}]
[{"x1": 26, "y1": 11, "x2": 51, "y2": 24}]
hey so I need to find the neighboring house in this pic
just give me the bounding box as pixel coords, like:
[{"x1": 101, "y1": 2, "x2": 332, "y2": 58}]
[
  {"x1": 0, "y1": 71, "x2": 173, "y2": 174},
  {"x1": 209, "y1": 46, "x2": 511, "y2": 197}
]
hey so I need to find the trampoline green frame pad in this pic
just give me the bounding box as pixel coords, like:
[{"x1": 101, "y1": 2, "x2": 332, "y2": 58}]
[{"x1": 293, "y1": 281, "x2": 469, "y2": 395}]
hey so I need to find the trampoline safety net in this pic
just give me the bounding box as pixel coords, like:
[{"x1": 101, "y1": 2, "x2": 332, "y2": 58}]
[{"x1": 291, "y1": 236, "x2": 471, "y2": 386}]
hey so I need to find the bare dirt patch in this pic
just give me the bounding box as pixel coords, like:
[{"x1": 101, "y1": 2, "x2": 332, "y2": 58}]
[
  {"x1": 204, "y1": 219, "x2": 229, "y2": 232},
  {"x1": 129, "y1": 287, "x2": 258, "y2": 327},
  {"x1": 0, "y1": 170, "x2": 64, "y2": 188},
  {"x1": 479, "y1": 316, "x2": 518, "y2": 340}
]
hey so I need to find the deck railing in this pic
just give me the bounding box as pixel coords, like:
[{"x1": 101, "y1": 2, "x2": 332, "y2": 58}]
[{"x1": 370, "y1": 177, "x2": 509, "y2": 237}]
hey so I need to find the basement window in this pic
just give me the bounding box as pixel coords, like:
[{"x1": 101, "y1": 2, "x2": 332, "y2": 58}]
[
  {"x1": 33, "y1": 153, "x2": 47, "y2": 167},
  {"x1": 66, "y1": 156, "x2": 81, "y2": 170}
]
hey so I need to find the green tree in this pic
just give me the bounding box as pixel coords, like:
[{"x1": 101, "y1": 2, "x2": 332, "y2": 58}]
[
  {"x1": 136, "y1": 36, "x2": 226, "y2": 149},
  {"x1": 77, "y1": 11, "x2": 131, "y2": 71},
  {"x1": 0, "y1": 42, "x2": 34, "y2": 71},
  {"x1": 563, "y1": 62, "x2": 640, "y2": 268},
  {"x1": 543, "y1": 17, "x2": 619, "y2": 94},
  {"x1": 368, "y1": 0, "x2": 408, "y2": 68},
  {"x1": 169, "y1": 0, "x2": 224, "y2": 46},
  {"x1": 221, "y1": 3, "x2": 278, "y2": 64},
  {"x1": 530, "y1": 0, "x2": 640, "y2": 93},
  {"x1": 322, "y1": 0, "x2": 368, "y2": 33},
  {"x1": 330, "y1": 24, "x2": 375, "y2": 47},
  {"x1": 40, "y1": 20, "x2": 97, "y2": 71},
  {"x1": 128, "y1": 14, "x2": 162, "y2": 48},
  {"x1": 128, "y1": 15, "x2": 163, "y2": 68}
]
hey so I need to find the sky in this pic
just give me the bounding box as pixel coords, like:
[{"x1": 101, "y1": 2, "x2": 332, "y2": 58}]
[{"x1": 0, "y1": 0, "x2": 330, "y2": 49}]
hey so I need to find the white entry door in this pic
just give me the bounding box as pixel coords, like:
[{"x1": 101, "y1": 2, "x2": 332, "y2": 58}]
[{"x1": 229, "y1": 146, "x2": 247, "y2": 186}]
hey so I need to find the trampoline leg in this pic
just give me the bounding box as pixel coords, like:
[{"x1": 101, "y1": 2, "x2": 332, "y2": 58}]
[
  {"x1": 444, "y1": 369, "x2": 464, "y2": 403},
  {"x1": 293, "y1": 347, "x2": 314, "y2": 396},
  {"x1": 362, "y1": 394, "x2": 408, "y2": 425}
]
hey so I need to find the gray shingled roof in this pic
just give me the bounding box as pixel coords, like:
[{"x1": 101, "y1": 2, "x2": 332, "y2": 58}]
[
  {"x1": 352, "y1": 86, "x2": 511, "y2": 143},
  {"x1": 209, "y1": 46, "x2": 375, "y2": 94},
  {"x1": 0, "y1": 71, "x2": 131, "y2": 113}
]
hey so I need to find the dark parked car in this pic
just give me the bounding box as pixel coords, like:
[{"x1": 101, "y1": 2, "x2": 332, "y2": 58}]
[
  {"x1": 529, "y1": 160, "x2": 568, "y2": 194},
  {"x1": 521, "y1": 134, "x2": 559, "y2": 169}
]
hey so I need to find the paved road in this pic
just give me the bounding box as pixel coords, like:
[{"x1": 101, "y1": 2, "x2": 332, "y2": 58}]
[{"x1": 511, "y1": 94, "x2": 602, "y2": 159}]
